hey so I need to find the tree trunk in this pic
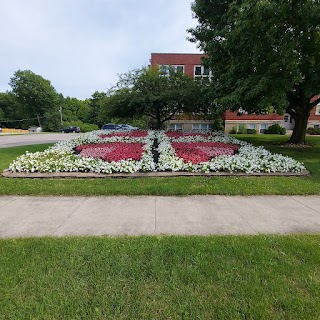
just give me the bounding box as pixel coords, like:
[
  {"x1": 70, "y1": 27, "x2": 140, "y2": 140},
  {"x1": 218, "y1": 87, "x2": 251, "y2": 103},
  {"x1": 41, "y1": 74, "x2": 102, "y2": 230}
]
[
  {"x1": 156, "y1": 112, "x2": 162, "y2": 130},
  {"x1": 289, "y1": 112, "x2": 309, "y2": 144}
]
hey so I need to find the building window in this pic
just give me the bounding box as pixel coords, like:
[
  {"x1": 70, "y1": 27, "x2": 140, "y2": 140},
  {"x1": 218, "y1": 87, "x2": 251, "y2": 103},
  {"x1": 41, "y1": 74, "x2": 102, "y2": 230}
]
[
  {"x1": 316, "y1": 104, "x2": 320, "y2": 115},
  {"x1": 314, "y1": 124, "x2": 320, "y2": 129},
  {"x1": 159, "y1": 65, "x2": 184, "y2": 76},
  {"x1": 284, "y1": 115, "x2": 289, "y2": 122},
  {"x1": 247, "y1": 124, "x2": 256, "y2": 129},
  {"x1": 259, "y1": 124, "x2": 268, "y2": 133},
  {"x1": 168, "y1": 124, "x2": 183, "y2": 131},
  {"x1": 192, "y1": 123, "x2": 212, "y2": 132},
  {"x1": 194, "y1": 65, "x2": 212, "y2": 81}
]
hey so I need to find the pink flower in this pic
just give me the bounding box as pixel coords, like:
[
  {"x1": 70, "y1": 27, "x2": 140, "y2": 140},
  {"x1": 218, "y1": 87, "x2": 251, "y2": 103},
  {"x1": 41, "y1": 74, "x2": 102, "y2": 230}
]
[
  {"x1": 76, "y1": 142, "x2": 144, "y2": 162},
  {"x1": 171, "y1": 142, "x2": 239, "y2": 164}
]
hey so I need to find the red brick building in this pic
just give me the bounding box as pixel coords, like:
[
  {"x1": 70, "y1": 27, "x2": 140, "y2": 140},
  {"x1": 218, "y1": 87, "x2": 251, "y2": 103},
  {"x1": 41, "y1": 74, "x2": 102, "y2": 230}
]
[{"x1": 150, "y1": 53, "x2": 320, "y2": 133}]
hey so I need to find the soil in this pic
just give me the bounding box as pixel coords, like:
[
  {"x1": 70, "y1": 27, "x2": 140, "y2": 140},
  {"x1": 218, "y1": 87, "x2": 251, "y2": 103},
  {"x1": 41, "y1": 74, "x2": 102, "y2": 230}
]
[{"x1": 152, "y1": 138, "x2": 159, "y2": 164}]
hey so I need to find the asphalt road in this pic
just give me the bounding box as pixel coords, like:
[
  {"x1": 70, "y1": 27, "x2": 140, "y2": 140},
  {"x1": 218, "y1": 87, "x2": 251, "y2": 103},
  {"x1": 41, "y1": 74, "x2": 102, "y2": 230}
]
[{"x1": 0, "y1": 133, "x2": 81, "y2": 148}]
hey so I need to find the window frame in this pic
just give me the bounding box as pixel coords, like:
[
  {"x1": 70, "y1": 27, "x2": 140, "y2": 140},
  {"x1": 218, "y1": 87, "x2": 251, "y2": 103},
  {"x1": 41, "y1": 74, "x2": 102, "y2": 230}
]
[
  {"x1": 159, "y1": 65, "x2": 185, "y2": 76},
  {"x1": 192, "y1": 123, "x2": 212, "y2": 132},
  {"x1": 168, "y1": 123, "x2": 183, "y2": 131},
  {"x1": 193, "y1": 65, "x2": 212, "y2": 81},
  {"x1": 259, "y1": 123, "x2": 268, "y2": 133}
]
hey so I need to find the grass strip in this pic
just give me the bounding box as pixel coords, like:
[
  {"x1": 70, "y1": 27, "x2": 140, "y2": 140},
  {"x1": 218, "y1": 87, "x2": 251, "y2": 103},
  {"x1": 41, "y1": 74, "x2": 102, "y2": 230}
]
[{"x1": 0, "y1": 235, "x2": 319, "y2": 319}]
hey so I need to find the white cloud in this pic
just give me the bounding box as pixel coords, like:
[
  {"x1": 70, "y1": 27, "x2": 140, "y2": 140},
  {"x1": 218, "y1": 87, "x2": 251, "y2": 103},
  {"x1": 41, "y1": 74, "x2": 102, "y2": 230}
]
[{"x1": 0, "y1": 0, "x2": 200, "y2": 99}]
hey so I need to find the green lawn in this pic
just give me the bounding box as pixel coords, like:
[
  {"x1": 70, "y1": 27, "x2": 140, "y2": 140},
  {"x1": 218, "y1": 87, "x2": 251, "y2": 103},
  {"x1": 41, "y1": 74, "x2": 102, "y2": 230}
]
[
  {"x1": 0, "y1": 135, "x2": 319, "y2": 195},
  {"x1": 0, "y1": 235, "x2": 319, "y2": 319}
]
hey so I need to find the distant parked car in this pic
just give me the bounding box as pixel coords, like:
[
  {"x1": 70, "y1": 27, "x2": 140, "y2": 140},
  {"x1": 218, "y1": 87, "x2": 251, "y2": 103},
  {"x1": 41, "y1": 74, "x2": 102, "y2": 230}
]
[
  {"x1": 101, "y1": 123, "x2": 122, "y2": 130},
  {"x1": 119, "y1": 124, "x2": 139, "y2": 130},
  {"x1": 61, "y1": 126, "x2": 80, "y2": 133},
  {"x1": 0, "y1": 127, "x2": 2, "y2": 133}
]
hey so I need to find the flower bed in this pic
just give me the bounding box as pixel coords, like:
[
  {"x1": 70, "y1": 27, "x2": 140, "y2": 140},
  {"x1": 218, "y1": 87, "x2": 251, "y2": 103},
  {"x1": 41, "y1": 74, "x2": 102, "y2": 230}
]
[
  {"x1": 157, "y1": 131, "x2": 305, "y2": 173},
  {"x1": 8, "y1": 130, "x2": 155, "y2": 174},
  {"x1": 8, "y1": 130, "x2": 306, "y2": 174}
]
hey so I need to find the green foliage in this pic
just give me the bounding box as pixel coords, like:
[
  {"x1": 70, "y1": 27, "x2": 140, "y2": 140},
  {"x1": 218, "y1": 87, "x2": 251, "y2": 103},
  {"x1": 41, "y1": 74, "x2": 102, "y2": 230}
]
[
  {"x1": 0, "y1": 92, "x2": 26, "y2": 128},
  {"x1": 61, "y1": 97, "x2": 90, "y2": 123},
  {"x1": 246, "y1": 129, "x2": 257, "y2": 134},
  {"x1": 107, "y1": 66, "x2": 208, "y2": 129},
  {"x1": 229, "y1": 126, "x2": 237, "y2": 134},
  {"x1": 307, "y1": 127, "x2": 320, "y2": 135},
  {"x1": 211, "y1": 117, "x2": 224, "y2": 131},
  {"x1": 63, "y1": 120, "x2": 99, "y2": 132},
  {"x1": 9, "y1": 70, "x2": 59, "y2": 127},
  {"x1": 265, "y1": 124, "x2": 286, "y2": 135},
  {"x1": 88, "y1": 91, "x2": 107, "y2": 126},
  {"x1": 42, "y1": 109, "x2": 61, "y2": 132},
  {"x1": 188, "y1": 0, "x2": 320, "y2": 143}
]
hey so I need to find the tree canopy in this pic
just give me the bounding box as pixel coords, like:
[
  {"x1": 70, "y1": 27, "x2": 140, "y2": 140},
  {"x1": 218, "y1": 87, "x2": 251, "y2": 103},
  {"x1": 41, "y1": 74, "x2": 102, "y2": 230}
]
[
  {"x1": 188, "y1": 0, "x2": 320, "y2": 143},
  {"x1": 9, "y1": 70, "x2": 60, "y2": 128},
  {"x1": 106, "y1": 66, "x2": 208, "y2": 129}
]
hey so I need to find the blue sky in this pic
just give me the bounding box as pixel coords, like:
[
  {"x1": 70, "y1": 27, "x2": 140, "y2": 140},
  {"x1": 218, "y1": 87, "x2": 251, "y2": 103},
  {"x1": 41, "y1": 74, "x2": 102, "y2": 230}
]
[{"x1": 0, "y1": 0, "x2": 200, "y2": 99}]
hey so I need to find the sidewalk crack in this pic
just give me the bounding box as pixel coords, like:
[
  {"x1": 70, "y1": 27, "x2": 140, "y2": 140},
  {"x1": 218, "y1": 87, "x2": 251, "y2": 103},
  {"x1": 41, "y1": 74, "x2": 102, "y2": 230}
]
[
  {"x1": 292, "y1": 197, "x2": 320, "y2": 217},
  {"x1": 223, "y1": 196, "x2": 258, "y2": 234},
  {"x1": 52, "y1": 197, "x2": 87, "y2": 235}
]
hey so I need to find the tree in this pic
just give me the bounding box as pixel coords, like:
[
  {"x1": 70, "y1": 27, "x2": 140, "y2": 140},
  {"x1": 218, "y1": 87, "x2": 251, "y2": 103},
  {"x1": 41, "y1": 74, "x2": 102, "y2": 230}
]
[
  {"x1": 87, "y1": 91, "x2": 107, "y2": 127},
  {"x1": 188, "y1": 0, "x2": 320, "y2": 144},
  {"x1": 107, "y1": 66, "x2": 206, "y2": 129},
  {"x1": 0, "y1": 92, "x2": 27, "y2": 128},
  {"x1": 61, "y1": 96, "x2": 91, "y2": 123},
  {"x1": 9, "y1": 70, "x2": 59, "y2": 127}
]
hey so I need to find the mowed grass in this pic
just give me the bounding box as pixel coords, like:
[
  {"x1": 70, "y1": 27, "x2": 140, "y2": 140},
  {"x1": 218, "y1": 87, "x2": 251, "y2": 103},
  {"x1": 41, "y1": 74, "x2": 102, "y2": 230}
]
[
  {"x1": 0, "y1": 135, "x2": 319, "y2": 195},
  {"x1": 1, "y1": 235, "x2": 320, "y2": 319}
]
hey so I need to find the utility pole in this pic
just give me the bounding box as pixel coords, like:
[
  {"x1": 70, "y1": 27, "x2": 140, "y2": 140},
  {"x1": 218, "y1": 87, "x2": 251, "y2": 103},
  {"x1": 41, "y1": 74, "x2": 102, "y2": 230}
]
[
  {"x1": 36, "y1": 113, "x2": 41, "y2": 127},
  {"x1": 59, "y1": 106, "x2": 63, "y2": 125}
]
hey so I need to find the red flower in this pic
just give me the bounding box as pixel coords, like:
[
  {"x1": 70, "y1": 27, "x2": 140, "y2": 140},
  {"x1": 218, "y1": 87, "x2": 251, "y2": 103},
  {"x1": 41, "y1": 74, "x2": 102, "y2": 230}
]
[
  {"x1": 171, "y1": 142, "x2": 239, "y2": 164},
  {"x1": 76, "y1": 142, "x2": 145, "y2": 162}
]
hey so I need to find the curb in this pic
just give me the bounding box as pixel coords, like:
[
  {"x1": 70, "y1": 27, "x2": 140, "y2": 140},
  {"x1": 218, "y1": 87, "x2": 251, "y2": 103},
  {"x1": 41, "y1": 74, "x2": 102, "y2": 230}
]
[{"x1": 1, "y1": 169, "x2": 310, "y2": 179}]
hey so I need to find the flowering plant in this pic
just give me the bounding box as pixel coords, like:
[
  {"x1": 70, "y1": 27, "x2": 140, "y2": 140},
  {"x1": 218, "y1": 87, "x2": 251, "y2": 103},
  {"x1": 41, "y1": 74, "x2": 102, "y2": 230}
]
[
  {"x1": 8, "y1": 130, "x2": 306, "y2": 174},
  {"x1": 156, "y1": 131, "x2": 305, "y2": 173}
]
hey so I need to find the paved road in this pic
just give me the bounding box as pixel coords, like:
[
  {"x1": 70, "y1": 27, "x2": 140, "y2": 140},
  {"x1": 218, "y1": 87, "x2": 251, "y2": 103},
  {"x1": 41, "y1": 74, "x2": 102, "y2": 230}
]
[
  {"x1": 0, "y1": 133, "x2": 81, "y2": 148},
  {"x1": 0, "y1": 195, "x2": 319, "y2": 238}
]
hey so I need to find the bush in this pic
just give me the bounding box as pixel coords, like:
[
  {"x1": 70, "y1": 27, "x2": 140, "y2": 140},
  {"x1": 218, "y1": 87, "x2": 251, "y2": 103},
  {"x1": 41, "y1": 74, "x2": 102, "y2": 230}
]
[
  {"x1": 265, "y1": 124, "x2": 286, "y2": 135},
  {"x1": 246, "y1": 129, "x2": 257, "y2": 134},
  {"x1": 63, "y1": 121, "x2": 99, "y2": 133},
  {"x1": 229, "y1": 126, "x2": 237, "y2": 134},
  {"x1": 279, "y1": 127, "x2": 286, "y2": 135},
  {"x1": 237, "y1": 127, "x2": 247, "y2": 134},
  {"x1": 307, "y1": 127, "x2": 320, "y2": 135},
  {"x1": 212, "y1": 117, "x2": 224, "y2": 131}
]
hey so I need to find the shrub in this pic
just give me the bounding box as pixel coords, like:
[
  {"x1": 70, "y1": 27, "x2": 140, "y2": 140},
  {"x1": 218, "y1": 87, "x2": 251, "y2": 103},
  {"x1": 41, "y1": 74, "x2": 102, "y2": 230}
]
[
  {"x1": 246, "y1": 129, "x2": 257, "y2": 134},
  {"x1": 229, "y1": 126, "x2": 237, "y2": 134},
  {"x1": 80, "y1": 123, "x2": 99, "y2": 132},
  {"x1": 279, "y1": 127, "x2": 286, "y2": 135},
  {"x1": 265, "y1": 124, "x2": 286, "y2": 135},
  {"x1": 63, "y1": 121, "x2": 99, "y2": 133},
  {"x1": 237, "y1": 127, "x2": 247, "y2": 134},
  {"x1": 307, "y1": 127, "x2": 320, "y2": 135},
  {"x1": 212, "y1": 117, "x2": 225, "y2": 131}
]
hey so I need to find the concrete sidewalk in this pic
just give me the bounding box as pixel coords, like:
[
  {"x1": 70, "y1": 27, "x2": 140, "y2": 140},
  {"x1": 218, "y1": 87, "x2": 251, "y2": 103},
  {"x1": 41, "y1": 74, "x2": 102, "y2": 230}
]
[{"x1": 0, "y1": 196, "x2": 320, "y2": 238}]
